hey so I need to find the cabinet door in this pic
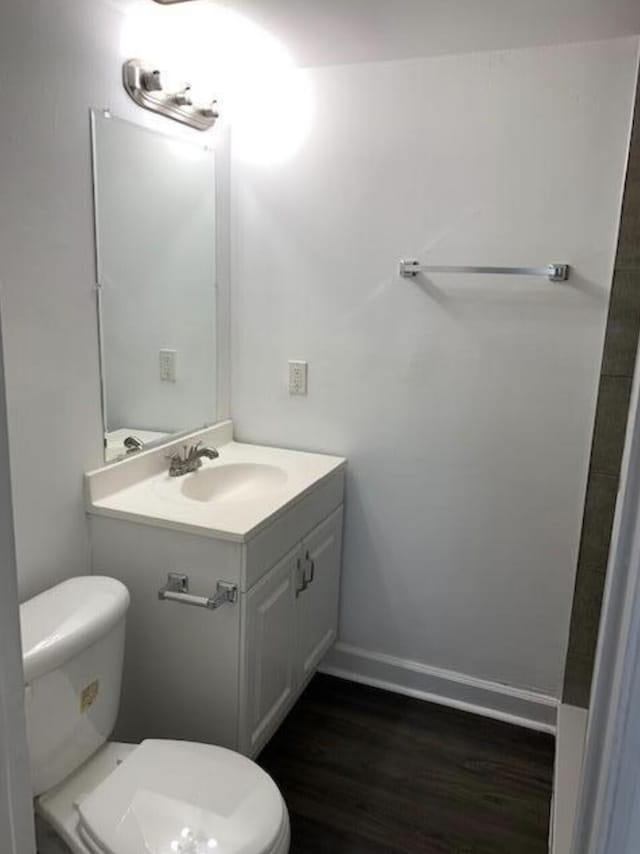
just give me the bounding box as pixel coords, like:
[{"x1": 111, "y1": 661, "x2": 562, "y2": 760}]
[
  {"x1": 242, "y1": 546, "x2": 298, "y2": 756},
  {"x1": 297, "y1": 507, "x2": 344, "y2": 684}
]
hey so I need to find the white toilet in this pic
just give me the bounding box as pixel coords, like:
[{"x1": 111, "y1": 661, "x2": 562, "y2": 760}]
[{"x1": 20, "y1": 575, "x2": 290, "y2": 854}]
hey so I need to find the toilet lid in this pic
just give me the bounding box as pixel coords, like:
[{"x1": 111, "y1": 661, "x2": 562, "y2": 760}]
[{"x1": 76, "y1": 740, "x2": 286, "y2": 854}]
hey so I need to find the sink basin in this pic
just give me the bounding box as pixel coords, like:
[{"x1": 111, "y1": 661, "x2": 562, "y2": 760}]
[
  {"x1": 87, "y1": 429, "x2": 346, "y2": 542},
  {"x1": 169, "y1": 462, "x2": 288, "y2": 504}
]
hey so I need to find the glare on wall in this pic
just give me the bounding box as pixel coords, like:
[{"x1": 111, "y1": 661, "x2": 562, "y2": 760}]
[{"x1": 120, "y1": 1, "x2": 314, "y2": 165}]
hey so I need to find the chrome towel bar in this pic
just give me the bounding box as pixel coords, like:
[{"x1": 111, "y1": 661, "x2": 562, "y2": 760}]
[
  {"x1": 399, "y1": 260, "x2": 570, "y2": 282},
  {"x1": 158, "y1": 572, "x2": 238, "y2": 611}
]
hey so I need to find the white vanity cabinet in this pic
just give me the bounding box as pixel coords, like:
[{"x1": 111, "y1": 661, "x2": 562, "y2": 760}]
[
  {"x1": 240, "y1": 507, "x2": 343, "y2": 755},
  {"x1": 87, "y1": 452, "x2": 345, "y2": 758}
]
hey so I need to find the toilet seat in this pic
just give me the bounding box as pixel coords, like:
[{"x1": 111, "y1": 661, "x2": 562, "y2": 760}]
[{"x1": 75, "y1": 740, "x2": 289, "y2": 854}]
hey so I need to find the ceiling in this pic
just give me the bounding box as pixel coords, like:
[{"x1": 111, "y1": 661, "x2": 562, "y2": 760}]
[{"x1": 111, "y1": 0, "x2": 640, "y2": 67}]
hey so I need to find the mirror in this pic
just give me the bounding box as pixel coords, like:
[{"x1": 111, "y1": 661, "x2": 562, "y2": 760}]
[{"x1": 91, "y1": 110, "x2": 218, "y2": 462}]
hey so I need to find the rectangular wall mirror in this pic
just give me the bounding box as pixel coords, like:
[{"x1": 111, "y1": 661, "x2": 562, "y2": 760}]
[{"x1": 90, "y1": 109, "x2": 219, "y2": 462}]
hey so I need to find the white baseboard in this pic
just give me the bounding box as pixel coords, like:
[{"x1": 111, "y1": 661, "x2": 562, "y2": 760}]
[{"x1": 319, "y1": 642, "x2": 558, "y2": 733}]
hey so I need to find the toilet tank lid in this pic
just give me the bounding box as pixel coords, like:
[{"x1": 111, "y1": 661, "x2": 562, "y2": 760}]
[{"x1": 20, "y1": 576, "x2": 130, "y2": 683}]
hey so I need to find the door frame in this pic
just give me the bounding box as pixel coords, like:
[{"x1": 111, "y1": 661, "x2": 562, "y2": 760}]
[
  {"x1": 0, "y1": 305, "x2": 36, "y2": 854},
  {"x1": 572, "y1": 349, "x2": 640, "y2": 854}
]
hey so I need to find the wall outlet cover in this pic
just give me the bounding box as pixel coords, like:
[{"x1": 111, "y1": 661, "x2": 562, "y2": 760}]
[
  {"x1": 288, "y1": 360, "x2": 308, "y2": 395},
  {"x1": 159, "y1": 348, "x2": 177, "y2": 382}
]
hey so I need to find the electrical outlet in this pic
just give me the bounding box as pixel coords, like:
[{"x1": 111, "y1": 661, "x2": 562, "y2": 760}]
[
  {"x1": 159, "y1": 348, "x2": 177, "y2": 382},
  {"x1": 288, "y1": 360, "x2": 308, "y2": 395}
]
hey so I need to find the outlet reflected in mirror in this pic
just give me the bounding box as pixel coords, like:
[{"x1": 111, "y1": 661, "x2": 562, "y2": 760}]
[{"x1": 91, "y1": 110, "x2": 218, "y2": 461}]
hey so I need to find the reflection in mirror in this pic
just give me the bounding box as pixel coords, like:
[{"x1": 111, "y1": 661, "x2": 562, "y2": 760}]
[{"x1": 91, "y1": 110, "x2": 217, "y2": 462}]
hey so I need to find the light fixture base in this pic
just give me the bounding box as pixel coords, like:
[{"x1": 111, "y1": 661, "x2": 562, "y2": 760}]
[{"x1": 122, "y1": 59, "x2": 218, "y2": 132}]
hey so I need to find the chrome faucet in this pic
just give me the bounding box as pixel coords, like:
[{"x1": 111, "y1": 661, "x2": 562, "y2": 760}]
[
  {"x1": 167, "y1": 442, "x2": 219, "y2": 477},
  {"x1": 123, "y1": 435, "x2": 144, "y2": 454}
]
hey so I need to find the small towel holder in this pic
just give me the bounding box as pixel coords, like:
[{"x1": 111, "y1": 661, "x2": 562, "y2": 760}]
[{"x1": 158, "y1": 572, "x2": 238, "y2": 611}]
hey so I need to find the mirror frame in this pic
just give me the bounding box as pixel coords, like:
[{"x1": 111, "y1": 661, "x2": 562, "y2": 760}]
[{"x1": 89, "y1": 108, "x2": 231, "y2": 464}]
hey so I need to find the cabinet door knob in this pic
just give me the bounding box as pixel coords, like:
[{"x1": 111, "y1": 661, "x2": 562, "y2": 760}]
[
  {"x1": 295, "y1": 558, "x2": 308, "y2": 597},
  {"x1": 304, "y1": 550, "x2": 315, "y2": 585}
]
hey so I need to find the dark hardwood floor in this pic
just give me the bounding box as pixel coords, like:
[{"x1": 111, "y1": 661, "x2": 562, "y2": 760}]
[{"x1": 258, "y1": 674, "x2": 554, "y2": 854}]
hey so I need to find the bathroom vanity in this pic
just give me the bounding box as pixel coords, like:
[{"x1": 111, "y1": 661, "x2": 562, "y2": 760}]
[{"x1": 85, "y1": 421, "x2": 345, "y2": 757}]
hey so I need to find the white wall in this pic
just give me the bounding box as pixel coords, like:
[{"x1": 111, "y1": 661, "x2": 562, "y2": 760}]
[
  {"x1": 0, "y1": 0, "x2": 225, "y2": 601},
  {"x1": 0, "y1": 1, "x2": 111, "y2": 600},
  {"x1": 0, "y1": 0, "x2": 637, "y2": 706},
  {"x1": 231, "y1": 38, "x2": 640, "y2": 698}
]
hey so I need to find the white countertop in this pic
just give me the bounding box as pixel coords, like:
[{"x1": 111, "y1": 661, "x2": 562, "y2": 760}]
[{"x1": 86, "y1": 425, "x2": 346, "y2": 542}]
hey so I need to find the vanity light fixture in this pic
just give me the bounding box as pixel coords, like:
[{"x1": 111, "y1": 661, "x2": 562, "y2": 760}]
[{"x1": 122, "y1": 59, "x2": 219, "y2": 131}]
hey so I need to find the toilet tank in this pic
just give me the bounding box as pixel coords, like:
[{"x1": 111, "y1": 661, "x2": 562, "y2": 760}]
[{"x1": 20, "y1": 576, "x2": 130, "y2": 796}]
